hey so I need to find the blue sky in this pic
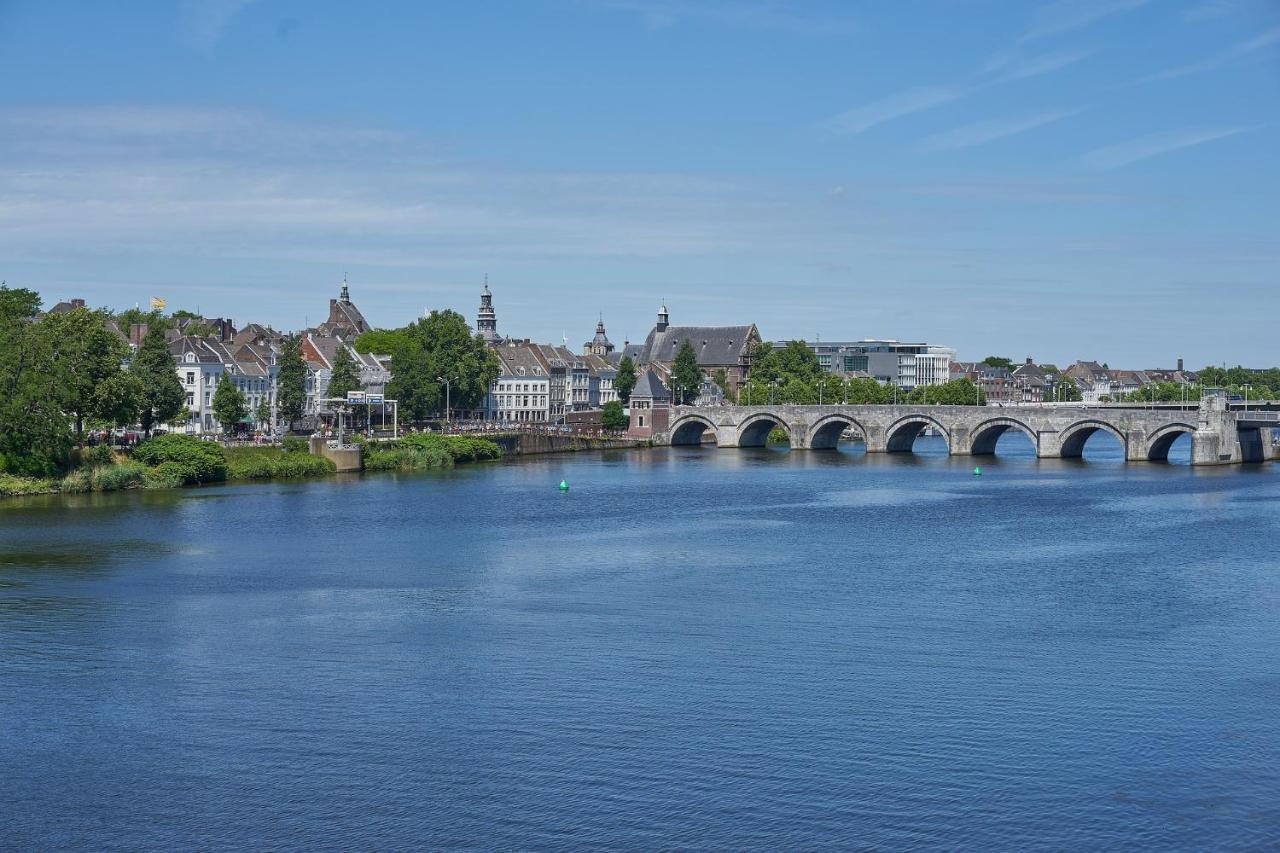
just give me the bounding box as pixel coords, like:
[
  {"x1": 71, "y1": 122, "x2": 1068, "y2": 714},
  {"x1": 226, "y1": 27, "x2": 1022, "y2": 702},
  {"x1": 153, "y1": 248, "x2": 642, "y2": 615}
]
[{"x1": 1, "y1": 0, "x2": 1276, "y2": 366}]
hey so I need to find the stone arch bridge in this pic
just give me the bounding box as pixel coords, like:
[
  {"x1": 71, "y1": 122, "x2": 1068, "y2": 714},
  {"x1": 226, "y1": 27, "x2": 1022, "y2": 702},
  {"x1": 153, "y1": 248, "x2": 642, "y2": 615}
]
[{"x1": 658, "y1": 401, "x2": 1278, "y2": 465}]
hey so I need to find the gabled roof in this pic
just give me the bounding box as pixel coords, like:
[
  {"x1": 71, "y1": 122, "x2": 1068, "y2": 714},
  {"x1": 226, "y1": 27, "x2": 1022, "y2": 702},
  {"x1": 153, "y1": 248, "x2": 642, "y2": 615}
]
[
  {"x1": 492, "y1": 340, "x2": 549, "y2": 379},
  {"x1": 632, "y1": 369, "x2": 670, "y2": 400},
  {"x1": 639, "y1": 324, "x2": 758, "y2": 367}
]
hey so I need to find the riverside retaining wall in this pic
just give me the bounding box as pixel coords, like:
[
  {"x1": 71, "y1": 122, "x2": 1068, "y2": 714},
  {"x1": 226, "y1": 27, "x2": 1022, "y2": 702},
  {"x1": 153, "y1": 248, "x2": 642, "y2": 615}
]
[{"x1": 491, "y1": 433, "x2": 645, "y2": 457}]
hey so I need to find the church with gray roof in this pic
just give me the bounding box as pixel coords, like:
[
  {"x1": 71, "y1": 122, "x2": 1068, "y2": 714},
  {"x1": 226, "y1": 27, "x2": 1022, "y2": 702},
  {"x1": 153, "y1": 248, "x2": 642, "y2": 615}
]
[{"x1": 631, "y1": 304, "x2": 761, "y2": 395}]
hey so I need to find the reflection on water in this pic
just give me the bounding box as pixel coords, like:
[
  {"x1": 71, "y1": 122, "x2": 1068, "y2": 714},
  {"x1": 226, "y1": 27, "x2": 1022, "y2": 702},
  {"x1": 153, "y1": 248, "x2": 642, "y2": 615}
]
[{"x1": 1, "y1": 436, "x2": 1277, "y2": 850}]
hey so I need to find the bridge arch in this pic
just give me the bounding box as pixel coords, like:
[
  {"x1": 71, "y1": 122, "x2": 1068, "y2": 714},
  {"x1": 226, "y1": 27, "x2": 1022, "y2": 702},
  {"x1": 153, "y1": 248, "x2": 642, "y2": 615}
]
[
  {"x1": 807, "y1": 413, "x2": 867, "y2": 450},
  {"x1": 969, "y1": 416, "x2": 1038, "y2": 456},
  {"x1": 1059, "y1": 420, "x2": 1127, "y2": 459},
  {"x1": 737, "y1": 412, "x2": 792, "y2": 448},
  {"x1": 669, "y1": 414, "x2": 719, "y2": 446},
  {"x1": 1145, "y1": 422, "x2": 1196, "y2": 462},
  {"x1": 885, "y1": 414, "x2": 949, "y2": 454}
]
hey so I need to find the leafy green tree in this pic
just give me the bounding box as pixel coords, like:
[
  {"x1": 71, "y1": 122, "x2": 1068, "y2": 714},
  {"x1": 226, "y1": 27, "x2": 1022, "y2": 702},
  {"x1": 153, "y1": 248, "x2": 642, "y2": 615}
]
[
  {"x1": 254, "y1": 400, "x2": 272, "y2": 429},
  {"x1": 982, "y1": 356, "x2": 1014, "y2": 370},
  {"x1": 40, "y1": 306, "x2": 130, "y2": 438},
  {"x1": 614, "y1": 355, "x2": 637, "y2": 404},
  {"x1": 0, "y1": 286, "x2": 72, "y2": 476},
  {"x1": 114, "y1": 307, "x2": 174, "y2": 333},
  {"x1": 130, "y1": 326, "x2": 185, "y2": 435},
  {"x1": 711, "y1": 368, "x2": 730, "y2": 398},
  {"x1": 782, "y1": 377, "x2": 815, "y2": 404},
  {"x1": 276, "y1": 336, "x2": 308, "y2": 431},
  {"x1": 845, "y1": 376, "x2": 890, "y2": 404},
  {"x1": 327, "y1": 345, "x2": 361, "y2": 401},
  {"x1": 353, "y1": 328, "x2": 410, "y2": 356},
  {"x1": 387, "y1": 310, "x2": 501, "y2": 421},
  {"x1": 906, "y1": 378, "x2": 985, "y2": 405},
  {"x1": 601, "y1": 399, "x2": 627, "y2": 431},
  {"x1": 817, "y1": 373, "x2": 845, "y2": 404},
  {"x1": 212, "y1": 375, "x2": 247, "y2": 433},
  {"x1": 92, "y1": 371, "x2": 144, "y2": 428},
  {"x1": 1051, "y1": 376, "x2": 1083, "y2": 403},
  {"x1": 671, "y1": 339, "x2": 702, "y2": 404}
]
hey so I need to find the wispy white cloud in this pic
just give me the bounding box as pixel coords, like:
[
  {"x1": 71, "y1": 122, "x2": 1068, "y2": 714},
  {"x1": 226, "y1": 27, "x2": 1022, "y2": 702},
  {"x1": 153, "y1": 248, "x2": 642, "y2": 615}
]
[
  {"x1": 920, "y1": 109, "x2": 1081, "y2": 151},
  {"x1": 828, "y1": 86, "x2": 969, "y2": 136},
  {"x1": 1081, "y1": 126, "x2": 1249, "y2": 169},
  {"x1": 1180, "y1": 0, "x2": 1245, "y2": 22},
  {"x1": 987, "y1": 48, "x2": 1094, "y2": 82},
  {"x1": 828, "y1": 46, "x2": 1091, "y2": 139},
  {"x1": 579, "y1": 0, "x2": 857, "y2": 35},
  {"x1": 1018, "y1": 0, "x2": 1148, "y2": 43},
  {"x1": 1143, "y1": 25, "x2": 1280, "y2": 81},
  {"x1": 0, "y1": 106, "x2": 802, "y2": 266}
]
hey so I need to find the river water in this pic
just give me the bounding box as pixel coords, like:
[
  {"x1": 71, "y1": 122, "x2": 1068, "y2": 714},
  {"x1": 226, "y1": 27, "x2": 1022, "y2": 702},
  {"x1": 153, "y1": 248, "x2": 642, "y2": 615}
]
[{"x1": 2, "y1": 435, "x2": 1279, "y2": 850}]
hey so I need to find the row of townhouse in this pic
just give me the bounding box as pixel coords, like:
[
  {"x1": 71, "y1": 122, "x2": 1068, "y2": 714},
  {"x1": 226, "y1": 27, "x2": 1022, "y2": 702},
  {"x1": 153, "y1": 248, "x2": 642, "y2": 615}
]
[
  {"x1": 169, "y1": 333, "x2": 280, "y2": 433},
  {"x1": 298, "y1": 331, "x2": 391, "y2": 415},
  {"x1": 1063, "y1": 360, "x2": 1198, "y2": 402},
  {"x1": 949, "y1": 358, "x2": 1202, "y2": 404},
  {"x1": 161, "y1": 282, "x2": 393, "y2": 433},
  {"x1": 484, "y1": 338, "x2": 617, "y2": 423}
]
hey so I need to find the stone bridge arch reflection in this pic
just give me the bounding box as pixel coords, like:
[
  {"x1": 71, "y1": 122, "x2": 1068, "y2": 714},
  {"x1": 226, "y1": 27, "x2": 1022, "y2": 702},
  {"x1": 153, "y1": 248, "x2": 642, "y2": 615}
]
[
  {"x1": 737, "y1": 412, "x2": 791, "y2": 448},
  {"x1": 1145, "y1": 423, "x2": 1196, "y2": 462},
  {"x1": 807, "y1": 414, "x2": 867, "y2": 450},
  {"x1": 1059, "y1": 420, "x2": 1127, "y2": 459},
  {"x1": 885, "y1": 414, "x2": 949, "y2": 454},
  {"x1": 669, "y1": 414, "x2": 719, "y2": 447},
  {"x1": 969, "y1": 417, "x2": 1038, "y2": 456}
]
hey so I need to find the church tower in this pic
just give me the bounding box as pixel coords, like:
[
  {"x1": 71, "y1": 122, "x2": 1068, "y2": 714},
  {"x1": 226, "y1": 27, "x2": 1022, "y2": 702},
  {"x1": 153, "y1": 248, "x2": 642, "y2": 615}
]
[
  {"x1": 656, "y1": 303, "x2": 669, "y2": 332},
  {"x1": 477, "y1": 281, "x2": 497, "y2": 342},
  {"x1": 584, "y1": 315, "x2": 614, "y2": 356}
]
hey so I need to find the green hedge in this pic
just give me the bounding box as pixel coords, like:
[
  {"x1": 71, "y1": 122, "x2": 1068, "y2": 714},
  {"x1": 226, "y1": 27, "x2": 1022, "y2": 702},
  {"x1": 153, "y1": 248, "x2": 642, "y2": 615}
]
[{"x1": 133, "y1": 434, "x2": 228, "y2": 484}]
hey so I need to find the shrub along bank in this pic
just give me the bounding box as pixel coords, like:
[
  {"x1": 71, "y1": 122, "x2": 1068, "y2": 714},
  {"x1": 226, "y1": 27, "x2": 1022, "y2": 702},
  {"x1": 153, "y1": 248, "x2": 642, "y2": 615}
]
[
  {"x1": 1, "y1": 435, "x2": 334, "y2": 496},
  {"x1": 1, "y1": 433, "x2": 502, "y2": 497},
  {"x1": 363, "y1": 433, "x2": 501, "y2": 472}
]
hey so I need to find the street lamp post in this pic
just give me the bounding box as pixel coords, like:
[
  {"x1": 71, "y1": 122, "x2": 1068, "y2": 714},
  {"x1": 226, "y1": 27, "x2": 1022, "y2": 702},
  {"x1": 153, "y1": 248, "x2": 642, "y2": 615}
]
[
  {"x1": 437, "y1": 375, "x2": 451, "y2": 431},
  {"x1": 1242, "y1": 383, "x2": 1251, "y2": 414},
  {"x1": 769, "y1": 380, "x2": 777, "y2": 405}
]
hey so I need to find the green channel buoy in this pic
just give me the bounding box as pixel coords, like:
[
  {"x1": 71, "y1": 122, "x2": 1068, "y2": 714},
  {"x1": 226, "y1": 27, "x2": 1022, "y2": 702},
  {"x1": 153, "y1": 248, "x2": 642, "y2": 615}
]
[
  {"x1": 558, "y1": 480, "x2": 569, "y2": 491},
  {"x1": 973, "y1": 466, "x2": 982, "y2": 476}
]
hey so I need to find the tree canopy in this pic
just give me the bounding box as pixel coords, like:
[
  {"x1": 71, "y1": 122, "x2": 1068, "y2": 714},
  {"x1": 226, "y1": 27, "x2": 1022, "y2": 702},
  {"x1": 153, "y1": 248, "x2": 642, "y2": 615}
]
[
  {"x1": 0, "y1": 286, "x2": 72, "y2": 476},
  {"x1": 40, "y1": 306, "x2": 131, "y2": 437},
  {"x1": 614, "y1": 355, "x2": 637, "y2": 404},
  {"x1": 671, "y1": 340, "x2": 702, "y2": 404},
  {"x1": 130, "y1": 326, "x2": 185, "y2": 435},
  {"x1": 601, "y1": 399, "x2": 627, "y2": 431},
  {"x1": 326, "y1": 346, "x2": 361, "y2": 401},
  {"x1": 276, "y1": 336, "x2": 308, "y2": 430},
  {"x1": 385, "y1": 310, "x2": 501, "y2": 421},
  {"x1": 212, "y1": 375, "x2": 247, "y2": 433}
]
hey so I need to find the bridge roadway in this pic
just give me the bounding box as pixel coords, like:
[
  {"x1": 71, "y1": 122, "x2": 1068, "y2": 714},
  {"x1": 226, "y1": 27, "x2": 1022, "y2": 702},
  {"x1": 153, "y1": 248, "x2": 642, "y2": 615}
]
[{"x1": 658, "y1": 399, "x2": 1278, "y2": 465}]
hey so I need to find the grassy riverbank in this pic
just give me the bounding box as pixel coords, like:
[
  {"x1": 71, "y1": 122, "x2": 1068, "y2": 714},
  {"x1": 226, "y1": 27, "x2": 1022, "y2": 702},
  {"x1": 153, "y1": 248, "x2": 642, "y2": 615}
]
[{"x1": 0, "y1": 433, "x2": 505, "y2": 498}]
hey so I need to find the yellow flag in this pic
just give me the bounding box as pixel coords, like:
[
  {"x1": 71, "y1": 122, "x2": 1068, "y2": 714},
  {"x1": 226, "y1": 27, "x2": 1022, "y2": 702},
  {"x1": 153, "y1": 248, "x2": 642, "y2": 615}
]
[{"x1": 149, "y1": 296, "x2": 166, "y2": 311}]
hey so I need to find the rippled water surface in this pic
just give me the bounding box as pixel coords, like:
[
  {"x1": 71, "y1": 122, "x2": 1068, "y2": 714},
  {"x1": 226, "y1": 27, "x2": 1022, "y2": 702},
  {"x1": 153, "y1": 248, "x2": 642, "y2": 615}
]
[{"x1": 3, "y1": 436, "x2": 1280, "y2": 850}]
